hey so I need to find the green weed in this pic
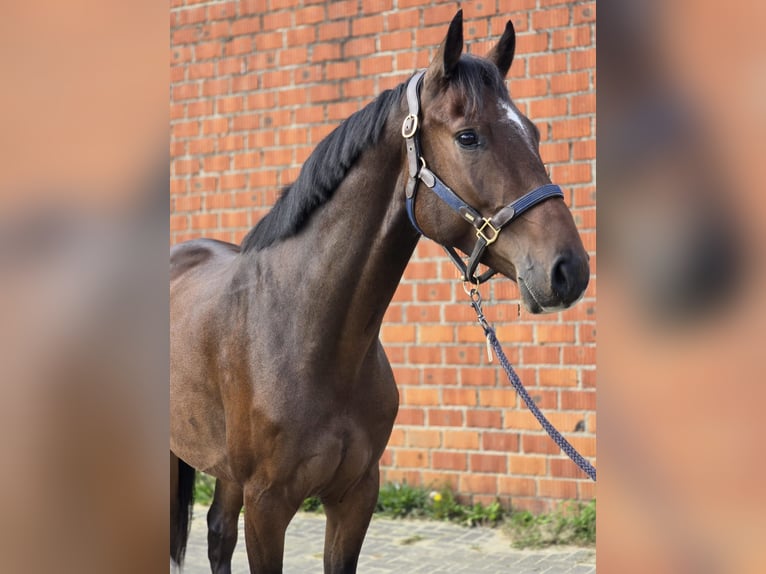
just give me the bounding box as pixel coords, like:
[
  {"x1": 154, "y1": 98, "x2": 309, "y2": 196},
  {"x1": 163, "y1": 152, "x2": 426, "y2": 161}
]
[
  {"x1": 192, "y1": 474, "x2": 594, "y2": 548},
  {"x1": 505, "y1": 500, "x2": 596, "y2": 549}
]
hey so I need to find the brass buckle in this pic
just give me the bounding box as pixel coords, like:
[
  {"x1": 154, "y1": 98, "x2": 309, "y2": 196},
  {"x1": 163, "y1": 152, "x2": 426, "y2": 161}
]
[
  {"x1": 476, "y1": 218, "x2": 500, "y2": 245},
  {"x1": 401, "y1": 114, "x2": 418, "y2": 138}
]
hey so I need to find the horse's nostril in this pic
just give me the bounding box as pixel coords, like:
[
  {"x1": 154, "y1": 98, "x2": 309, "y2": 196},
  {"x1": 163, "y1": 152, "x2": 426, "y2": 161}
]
[{"x1": 551, "y1": 254, "x2": 584, "y2": 303}]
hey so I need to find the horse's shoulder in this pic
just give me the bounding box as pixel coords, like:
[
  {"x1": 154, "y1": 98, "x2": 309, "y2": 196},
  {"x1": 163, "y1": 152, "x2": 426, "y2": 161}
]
[{"x1": 170, "y1": 238, "x2": 240, "y2": 281}]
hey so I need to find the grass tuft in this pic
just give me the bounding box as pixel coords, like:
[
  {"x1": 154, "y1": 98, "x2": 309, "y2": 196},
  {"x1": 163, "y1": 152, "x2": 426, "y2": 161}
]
[{"x1": 505, "y1": 500, "x2": 596, "y2": 549}]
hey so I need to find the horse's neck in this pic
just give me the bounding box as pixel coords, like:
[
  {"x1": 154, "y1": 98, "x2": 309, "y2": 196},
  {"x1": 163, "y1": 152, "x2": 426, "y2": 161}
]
[{"x1": 243, "y1": 115, "x2": 419, "y2": 357}]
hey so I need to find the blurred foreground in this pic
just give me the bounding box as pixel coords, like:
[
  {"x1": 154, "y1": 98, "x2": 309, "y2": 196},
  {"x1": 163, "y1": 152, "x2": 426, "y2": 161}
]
[{"x1": 599, "y1": 1, "x2": 766, "y2": 572}]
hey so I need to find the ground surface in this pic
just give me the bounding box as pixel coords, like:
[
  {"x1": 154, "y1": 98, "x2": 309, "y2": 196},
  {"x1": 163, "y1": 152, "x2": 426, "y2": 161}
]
[{"x1": 180, "y1": 506, "x2": 596, "y2": 573}]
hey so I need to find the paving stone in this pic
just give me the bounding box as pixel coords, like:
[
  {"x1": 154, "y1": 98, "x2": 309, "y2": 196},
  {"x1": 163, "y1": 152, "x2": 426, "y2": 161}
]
[{"x1": 179, "y1": 507, "x2": 595, "y2": 573}]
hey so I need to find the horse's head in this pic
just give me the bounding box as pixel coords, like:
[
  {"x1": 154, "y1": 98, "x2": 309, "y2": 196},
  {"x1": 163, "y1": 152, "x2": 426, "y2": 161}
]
[{"x1": 410, "y1": 11, "x2": 589, "y2": 313}]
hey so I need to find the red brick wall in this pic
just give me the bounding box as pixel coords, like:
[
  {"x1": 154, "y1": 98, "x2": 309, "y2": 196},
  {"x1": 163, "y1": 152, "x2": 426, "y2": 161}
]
[{"x1": 170, "y1": 0, "x2": 596, "y2": 513}]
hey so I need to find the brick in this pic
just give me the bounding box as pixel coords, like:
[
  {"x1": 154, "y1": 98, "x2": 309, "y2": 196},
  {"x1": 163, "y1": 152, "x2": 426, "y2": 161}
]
[
  {"x1": 563, "y1": 346, "x2": 596, "y2": 365},
  {"x1": 172, "y1": 121, "x2": 199, "y2": 138},
  {"x1": 538, "y1": 479, "x2": 578, "y2": 499},
  {"x1": 443, "y1": 430, "x2": 479, "y2": 450},
  {"x1": 204, "y1": 155, "x2": 231, "y2": 172},
  {"x1": 174, "y1": 195, "x2": 202, "y2": 212},
  {"x1": 416, "y1": 283, "x2": 452, "y2": 302},
  {"x1": 515, "y1": 32, "x2": 549, "y2": 54},
  {"x1": 423, "y1": 4, "x2": 456, "y2": 26},
  {"x1": 478, "y1": 389, "x2": 517, "y2": 408},
  {"x1": 470, "y1": 453, "x2": 506, "y2": 473},
  {"x1": 404, "y1": 388, "x2": 440, "y2": 406},
  {"x1": 572, "y1": 140, "x2": 595, "y2": 160},
  {"x1": 318, "y1": 21, "x2": 348, "y2": 41},
  {"x1": 386, "y1": 9, "x2": 418, "y2": 30},
  {"x1": 379, "y1": 30, "x2": 412, "y2": 52},
  {"x1": 415, "y1": 25, "x2": 447, "y2": 47},
  {"x1": 360, "y1": 55, "x2": 393, "y2": 75},
  {"x1": 444, "y1": 346, "x2": 483, "y2": 364},
  {"x1": 352, "y1": 15, "x2": 384, "y2": 36},
  {"x1": 498, "y1": 476, "x2": 536, "y2": 497},
  {"x1": 407, "y1": 429, "x2": 441, "y2": 448},
  {"x1": 509, "y1": 454, "x2": 548, "y2": 475},
  {"x1": 552, "y1": 27, "x2": 591, "y2": 50},
  {"x1": 529, "y1": 53, "x2": 568, "y2": 76},
  {"x1": 232, "y1": 17, "x2": 261, "y2": 36},
  {"x1": 170, "y1": 214, "x2": 188, "y2": 231},
  {"x1": 209, "y1": 1, "x2": 236, "y2": 20},
  {"x1": 458, "y1": 474, "x2": 497, "y2": 494},
  {"x1": 510, "y1": 78, "x2": 547, "y2": 98},
  {"x1": 328, "y1": 0, "x2": 358, "y2": 19},
  {"x1": 530, "y1": 98, "x2": 568, "y2": 119},
  {"x1": 396, "y1": 407, "x2": 425, "y2": 426},
  {"x1": 574, "y1": 3, "x2": 596, "y2": 24},
  {"x1": 380, "y1": 325, "x2": 415, "y2": 343},
  {"x1": 422, "y1": 368, "x2": 458, "y2": 386},
  {"x1": 204, "y1": 193, "x2": 233, "y2": 210},
  {"x1": 427, "y1": 408, "x2": 463, "y2": 427},
  {"x1": 239, "y1": 0, "x2": 268, "y2": 15},
  {"x1": 442, "y1": 388, "x2": 477, "y2": 407},
  {"x1": 482, "y1": 432, "x2": 519, "y2": 452},
  {"x1": 343, "y1": 38, "x2": 376, "y2": 58},
  {"x1": 433, "y1": 452, "x2": 467, "y2": 471},
  {"x1": 190, "y1": 213, "x2": 218, "y2": 230},
  {"x1": 396, "y1": 449, "x2": 428, "y2": 468},
  {"x1": 220, "y1": 210, "x2": 249, "y2": 227},
  {"x1": 561, "y1": 390, "x2": 595, "y2": 411},
  {"x1": 418, "y1": 325, "x2": 453, "y2": 343},
  {"x1": 466, "y1": 410, "x2": 502, "y2": 429},
  {"x1": 571, "y1": 93, "x2": 595, "y2": 115},
  {"x1": 571, "y1": 48, "x2": 596, "y2": 70},
  {"x1": 523, "y1": 434, "x2": 561, "y2": 455},
  {"x1": 361, "y1": 0, "x2": 393, "y2": 13},
  {"x1": 538, "y1": 368, "x2": 578, "y2": 387},
  {"x1": 174, "y1": 159, "x2": 199, "y2": 175},
  {"x1": 551, "y1": 162, "x2": 592, "y2": 184},
  {"x1": 532, "y1": 8, "x2": 570, "y2": 29},
  {"x1": 201, "y1": 21, "x2": 231, "y2": 40},
  {"x1": 203, "y1": 78, "x2": 231, "y2": 96},
  {"x1": 567, "y1": 436, "x2": 596, "y2": 457},
  {"x1": 194, "y1": 42, "x2": 221, "y2": 60},
  {"x1": 310, "y1": 84, "x2": 340, "y2": 103},
  {"x1": 392, "y1": 367, "x2": 419, "y2": 385},
  {"x1": 551, "y1": 72, "x2": 590, "y2": 94},
  {"x1": 505, "y1": 409, "x2": 545, "y2": 433}
]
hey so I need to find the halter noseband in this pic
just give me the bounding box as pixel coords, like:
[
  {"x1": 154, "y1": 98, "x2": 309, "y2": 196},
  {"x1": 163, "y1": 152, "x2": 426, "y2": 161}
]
[{"x1": 402, "y1": 70, "x2": 565, "y2": 284}]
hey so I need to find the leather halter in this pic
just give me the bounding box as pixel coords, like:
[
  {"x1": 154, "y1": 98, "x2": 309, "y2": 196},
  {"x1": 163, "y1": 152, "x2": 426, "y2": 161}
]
[{"x1": 402, "y1": 70, "x2": 565, "y2": 284}]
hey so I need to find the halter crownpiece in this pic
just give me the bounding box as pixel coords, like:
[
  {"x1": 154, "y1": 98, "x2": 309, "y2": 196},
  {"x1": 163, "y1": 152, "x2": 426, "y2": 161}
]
[{"x1": 402, "y1": 70, "x2": 565, "y2": 284}]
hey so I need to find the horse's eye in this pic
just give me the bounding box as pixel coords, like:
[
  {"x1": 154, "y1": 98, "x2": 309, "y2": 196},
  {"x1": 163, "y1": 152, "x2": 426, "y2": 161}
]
[{"x1": 456, "y1": 130, "x2": 480, "y2": 149}]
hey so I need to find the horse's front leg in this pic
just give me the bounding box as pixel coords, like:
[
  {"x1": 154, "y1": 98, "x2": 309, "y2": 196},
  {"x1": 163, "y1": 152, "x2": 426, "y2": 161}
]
[
  {"x1": 207, "y1": 477, "x2": 243, "y2": 574},
  {"x1": 242, "y1": 482, "x2": 299, "y2": 574},
  {"x1": 321, "y1": 465, "x2": 380, "y2": 574}
]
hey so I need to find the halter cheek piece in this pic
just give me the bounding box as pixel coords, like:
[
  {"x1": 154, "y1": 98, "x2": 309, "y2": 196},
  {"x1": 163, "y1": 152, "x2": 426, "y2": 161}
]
[{"x1": 403, "y1": 70, "x2": 565, "y2": 284}]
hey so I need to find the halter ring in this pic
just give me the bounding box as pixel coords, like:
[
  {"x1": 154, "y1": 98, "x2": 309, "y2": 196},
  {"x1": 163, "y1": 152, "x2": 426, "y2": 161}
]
[
  {"x1": 401, "y1": 114, "x2": 418, "y2": 138},
  {"x1": 476, "y1": 218, "x2": 500, "y2": 245}
]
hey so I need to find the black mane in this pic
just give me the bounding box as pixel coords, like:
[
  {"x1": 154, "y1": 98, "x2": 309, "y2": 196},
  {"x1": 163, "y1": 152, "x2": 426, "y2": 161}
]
[
  {"x1": 241, "y1": 84, "x2": 406, "y2": 252},
  {"x1": 240, "y1": 57, "x2": 507, "y2": 253}
]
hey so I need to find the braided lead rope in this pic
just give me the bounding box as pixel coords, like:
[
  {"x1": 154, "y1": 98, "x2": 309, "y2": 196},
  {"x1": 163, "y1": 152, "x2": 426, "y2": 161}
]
[{"x1": 467, "y1": 288, "x2": 597, "y2": 482}]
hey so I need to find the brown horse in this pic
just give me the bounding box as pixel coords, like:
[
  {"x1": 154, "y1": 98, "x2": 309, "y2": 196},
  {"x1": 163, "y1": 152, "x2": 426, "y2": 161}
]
[{"x1": 170, "y1": 11, "x2": 589, "y2": 573}]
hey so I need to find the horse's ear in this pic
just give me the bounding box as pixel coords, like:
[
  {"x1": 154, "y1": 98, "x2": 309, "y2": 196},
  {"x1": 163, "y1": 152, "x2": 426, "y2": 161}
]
[
  {"x1": 425, "y1": 10, "x2": 464, "y2": 85},
  {"x1": 487, "y1": 20, "x2": 516, "y2": 78}
]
